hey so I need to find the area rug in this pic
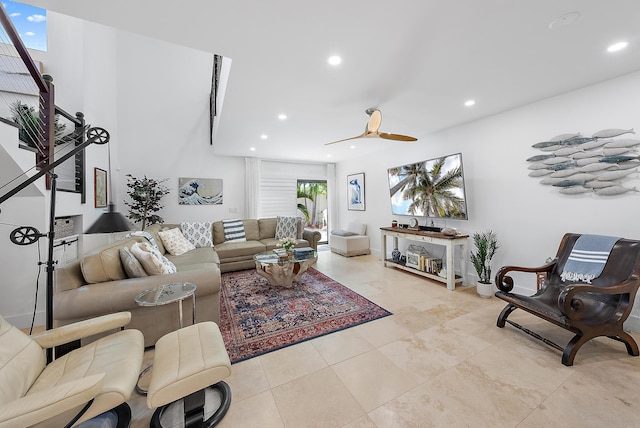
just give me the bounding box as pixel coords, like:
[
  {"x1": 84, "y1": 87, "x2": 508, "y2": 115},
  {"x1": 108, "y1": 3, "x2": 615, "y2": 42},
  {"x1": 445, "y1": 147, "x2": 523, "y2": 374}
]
[{"x1": 219, "y1": 267, "x2": 391, "y2": 363}]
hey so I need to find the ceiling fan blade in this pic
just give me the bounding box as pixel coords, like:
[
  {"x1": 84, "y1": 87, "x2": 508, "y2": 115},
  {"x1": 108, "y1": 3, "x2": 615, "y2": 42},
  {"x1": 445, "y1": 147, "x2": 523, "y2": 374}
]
[
  {"x1": 379, "y1": 132, "x2": 417, "y2": 142},
  {"x1": 324, "y1": 134, "x2": 365, "y2": 145},
  {"x1": 366, "y1": 109, "x2": 382, "y2": 133}
]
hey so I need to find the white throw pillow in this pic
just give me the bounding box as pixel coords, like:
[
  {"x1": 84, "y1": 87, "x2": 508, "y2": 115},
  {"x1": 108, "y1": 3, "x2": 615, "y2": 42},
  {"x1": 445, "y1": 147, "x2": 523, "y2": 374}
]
[
  {"x1": 130, "y1": 242, "x2": 177, "y2": 275},
  {"x1": 275, "y1": 216, "x2": 299, "y2": 239},
  {"x1": 181, "y1": 222, "x2": 214, "y2": 247},
  {"x1": 222, "y1": 219, "x2": 246, "y2": 242},
  {"x1": 158, "y1": 227, "x2": 196, "y2": 256}
]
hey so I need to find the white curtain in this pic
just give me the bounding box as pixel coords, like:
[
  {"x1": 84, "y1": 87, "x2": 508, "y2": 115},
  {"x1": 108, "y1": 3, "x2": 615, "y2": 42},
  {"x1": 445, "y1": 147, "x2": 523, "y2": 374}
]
[
  {"x1": 326, "y1": 163, "x2": 337, "y2": 238},
  {"x1": 244, "y1": 157, "x2": 260, "y2": 218}
]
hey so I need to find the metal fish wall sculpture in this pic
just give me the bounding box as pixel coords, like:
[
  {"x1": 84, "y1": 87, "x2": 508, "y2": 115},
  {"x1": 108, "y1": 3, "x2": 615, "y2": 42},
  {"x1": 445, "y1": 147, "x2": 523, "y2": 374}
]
[{"x1": 528, "y1": 127, "x2": 639, "y2": 196}]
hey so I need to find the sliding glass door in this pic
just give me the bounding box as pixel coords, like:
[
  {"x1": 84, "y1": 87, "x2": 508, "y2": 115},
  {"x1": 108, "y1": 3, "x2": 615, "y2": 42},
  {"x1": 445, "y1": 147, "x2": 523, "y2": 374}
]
[{"x1": 297, "y1": 180, "x2": 328, "y2": 244}]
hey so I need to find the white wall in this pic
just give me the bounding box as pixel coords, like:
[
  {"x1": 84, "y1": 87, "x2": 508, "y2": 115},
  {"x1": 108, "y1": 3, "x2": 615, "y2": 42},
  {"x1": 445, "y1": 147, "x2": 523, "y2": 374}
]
[{"x1": 336, "y1": 70, "x2": 640, "y2": 329}]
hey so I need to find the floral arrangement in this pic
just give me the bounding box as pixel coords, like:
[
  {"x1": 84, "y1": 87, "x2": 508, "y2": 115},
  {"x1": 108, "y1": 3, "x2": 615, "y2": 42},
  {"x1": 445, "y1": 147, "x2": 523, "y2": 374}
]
[{"x1": 278, "y1": 237, "x2": 297, "y2": 252}]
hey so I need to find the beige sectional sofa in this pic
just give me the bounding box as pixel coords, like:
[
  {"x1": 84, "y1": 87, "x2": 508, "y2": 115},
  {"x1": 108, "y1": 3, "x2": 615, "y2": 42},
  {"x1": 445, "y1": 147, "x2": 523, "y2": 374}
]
[
  {"x1": 212, "y1": 217, "x2": 321, "y2": 272},
  {"x1": 54, "y1": 217, "x2": 321, "y2": 346},
  {"x1": 54, "y1": 233, "x2": 221, "y2": 347}
]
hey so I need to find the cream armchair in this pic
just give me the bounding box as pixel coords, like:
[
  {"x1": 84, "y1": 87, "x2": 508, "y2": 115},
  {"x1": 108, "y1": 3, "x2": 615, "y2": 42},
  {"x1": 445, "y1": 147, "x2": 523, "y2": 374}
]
[{"x1": 0, "y1": 312, "x2": 144, "y2": 428}]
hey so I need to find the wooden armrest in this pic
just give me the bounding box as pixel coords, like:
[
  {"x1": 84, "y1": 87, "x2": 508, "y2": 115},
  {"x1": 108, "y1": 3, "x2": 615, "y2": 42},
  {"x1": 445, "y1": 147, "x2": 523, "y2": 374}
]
[
  {"x1": 31, "y1": 312, "x2": 132, "y2": 349},
  {"x1": 0, "y1": 374, "x2": 104, "y2": 427},
  {"x1": 558, "y1": 277, "x2": 640, "y2": 321},
  {"x1": 495, "y1": 260, "x2": 557, "y2": 292}
]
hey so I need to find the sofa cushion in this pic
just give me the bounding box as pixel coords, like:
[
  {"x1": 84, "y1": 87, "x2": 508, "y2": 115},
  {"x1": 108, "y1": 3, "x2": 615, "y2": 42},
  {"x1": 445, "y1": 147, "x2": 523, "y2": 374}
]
[
  {"x1": 181, "y1": 222, "x2": 213, "y2": 247},
  {"x1": 275, "y1": 216, "x2": 299, "y2": 239},
  {"x1": 214, "y1": 240, "x2": 266, "y2": 260},
  {"x1": 258, "y1": 218, "x2": 277, "y2": 240},
  {"x1": 222, "y1": 219, "x2": 246, "y2": 242},
  {"x1": 158, "y1": 227, "x2": 196, "y2": 256},
  {"x1": 130, "y1": 242, "x2": 177, "y2": 275},
  {"x1": 81, "y1": 238, "x2": 138, "y2": 284},
  {"x1": 165, "y1": 246, "x2": 220, "y2": 269},
  {"x1": 119, "y1": 247, "x2": 148, "y2": 278}
]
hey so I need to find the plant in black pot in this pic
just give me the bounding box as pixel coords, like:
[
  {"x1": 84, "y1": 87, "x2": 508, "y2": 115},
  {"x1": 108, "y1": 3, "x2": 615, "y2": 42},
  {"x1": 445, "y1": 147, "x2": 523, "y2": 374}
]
[{"x1": 470, "y1": 230, "x2": 499, "y2": 298}]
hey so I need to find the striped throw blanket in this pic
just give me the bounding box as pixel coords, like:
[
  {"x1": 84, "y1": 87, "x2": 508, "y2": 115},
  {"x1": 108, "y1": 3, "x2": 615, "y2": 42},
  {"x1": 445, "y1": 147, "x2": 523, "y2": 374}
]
[{"x1": 560, "y1": 234, "x2": 621, "y2": 283}]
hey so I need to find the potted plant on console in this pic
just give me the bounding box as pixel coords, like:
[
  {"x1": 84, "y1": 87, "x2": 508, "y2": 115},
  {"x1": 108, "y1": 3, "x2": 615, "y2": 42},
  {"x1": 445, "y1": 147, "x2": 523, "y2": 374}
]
[{"x1": 470, "y1": 230, "x2": 499, "y2": 298}]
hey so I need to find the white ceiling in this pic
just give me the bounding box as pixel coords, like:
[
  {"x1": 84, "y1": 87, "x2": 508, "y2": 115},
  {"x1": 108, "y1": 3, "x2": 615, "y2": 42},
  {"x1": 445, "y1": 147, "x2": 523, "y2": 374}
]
[{"x1": 27, "y1": 0, "x2": 640, "y2": 163}]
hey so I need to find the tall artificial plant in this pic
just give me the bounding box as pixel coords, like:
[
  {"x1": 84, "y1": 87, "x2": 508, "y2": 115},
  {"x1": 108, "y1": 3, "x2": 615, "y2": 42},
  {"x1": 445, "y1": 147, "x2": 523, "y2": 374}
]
[
  {"x1": 124, "y1": 174, "x2": 170, "y2": 230},
  {"x1": 470, "y1": 230, "x2": 499, "y2": 284}
]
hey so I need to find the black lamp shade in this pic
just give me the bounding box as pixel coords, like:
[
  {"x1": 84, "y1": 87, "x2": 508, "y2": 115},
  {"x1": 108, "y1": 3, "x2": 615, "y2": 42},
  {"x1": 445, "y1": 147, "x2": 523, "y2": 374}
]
[{"x1": 86, "y1": 203, "x2": 132, "y2": 234}]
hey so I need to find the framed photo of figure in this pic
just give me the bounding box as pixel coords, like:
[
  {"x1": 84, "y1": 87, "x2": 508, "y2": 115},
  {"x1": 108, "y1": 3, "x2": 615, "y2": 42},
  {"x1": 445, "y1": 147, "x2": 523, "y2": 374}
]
[{"x1": 347, "y1": 173, "x2": 365, "y2": 211}]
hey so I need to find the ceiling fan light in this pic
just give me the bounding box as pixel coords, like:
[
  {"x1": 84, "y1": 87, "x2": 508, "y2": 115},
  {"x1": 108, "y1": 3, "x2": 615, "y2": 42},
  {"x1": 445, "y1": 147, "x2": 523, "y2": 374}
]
[
  {"x1": 328, "y1": 55, "x2": 342, "y2": 66},
  {"x1": 464, "y1": 99, "x2": 475, "y2": 107},
  {"x1": 607, "y1": 41, "x2": 628, "y2": 52}
]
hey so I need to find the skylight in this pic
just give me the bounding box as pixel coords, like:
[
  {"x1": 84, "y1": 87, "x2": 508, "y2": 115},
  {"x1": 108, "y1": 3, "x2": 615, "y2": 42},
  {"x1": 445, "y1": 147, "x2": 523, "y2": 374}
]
[{"x1": 3, "y1": 0, "x2": 47, "y2": 51}]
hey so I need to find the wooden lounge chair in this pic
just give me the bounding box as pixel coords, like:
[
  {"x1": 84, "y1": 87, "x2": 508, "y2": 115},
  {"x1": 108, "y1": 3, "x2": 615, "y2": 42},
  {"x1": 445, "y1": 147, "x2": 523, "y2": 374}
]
[{"x1": 494, "y1": 233, "x2": 640, "y2": 366}]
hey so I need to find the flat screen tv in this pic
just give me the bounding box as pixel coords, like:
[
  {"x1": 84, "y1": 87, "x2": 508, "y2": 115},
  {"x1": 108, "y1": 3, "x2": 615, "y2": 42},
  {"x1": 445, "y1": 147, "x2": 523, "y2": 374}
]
[{"x1": 387, "y1": 152, "x2": 468, "y2": 220}]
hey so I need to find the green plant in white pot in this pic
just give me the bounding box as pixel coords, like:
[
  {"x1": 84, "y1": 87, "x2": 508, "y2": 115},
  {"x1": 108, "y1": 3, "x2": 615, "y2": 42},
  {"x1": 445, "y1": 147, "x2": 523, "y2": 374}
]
[{"x1": 470, "y1": 230, "x2": 499, "y2": 298}]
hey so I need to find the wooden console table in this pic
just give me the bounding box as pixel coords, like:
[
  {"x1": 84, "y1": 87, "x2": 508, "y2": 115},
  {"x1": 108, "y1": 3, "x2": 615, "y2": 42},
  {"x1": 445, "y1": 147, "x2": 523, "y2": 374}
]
[{"x1": 380, "y1": 227, "x2": 468, "y2": 291}]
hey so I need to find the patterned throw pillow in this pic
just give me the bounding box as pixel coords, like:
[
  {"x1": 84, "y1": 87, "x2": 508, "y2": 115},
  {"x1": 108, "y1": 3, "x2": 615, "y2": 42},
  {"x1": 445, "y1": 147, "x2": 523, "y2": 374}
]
[
  {"x1": 181, "y1": 222, "x2": 214, "y2": 247},
  {"x1": 128, "y1": 230, "x2": 159, "y2": 249},
  {"x1": 130, "y1": 242, "x2": 177, "y2": 275},
  {"x1": 158, "y1": 227, "x2": 196, "y2": 256},
  {"x1": 222, "y1": 219, "x2": 246, "y2": 242},
  {"x1": 275, "y1": 216, "x2": 299, "y2": 239},
  {"x1": 119, "y1": 247, "x2": 148, "y2": 278}
]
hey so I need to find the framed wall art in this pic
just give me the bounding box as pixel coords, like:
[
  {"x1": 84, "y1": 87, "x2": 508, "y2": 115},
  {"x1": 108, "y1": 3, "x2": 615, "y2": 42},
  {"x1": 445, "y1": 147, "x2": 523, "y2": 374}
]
[
  {"x1": 178, "y1": 177, "x2": 223, "y2": 205},
  {"x1": 94, "y1": 168, "x2": 107, "y2": 208},
  {"x1": 347, "y1": 172, "x2": 365, "y2": 211}
]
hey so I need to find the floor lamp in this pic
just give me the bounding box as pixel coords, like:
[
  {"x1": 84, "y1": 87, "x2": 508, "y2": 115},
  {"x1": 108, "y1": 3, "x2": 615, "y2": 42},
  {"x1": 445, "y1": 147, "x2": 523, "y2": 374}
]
[{"x1": 0, "y1": 127, "x2": 129, "y2": 361}]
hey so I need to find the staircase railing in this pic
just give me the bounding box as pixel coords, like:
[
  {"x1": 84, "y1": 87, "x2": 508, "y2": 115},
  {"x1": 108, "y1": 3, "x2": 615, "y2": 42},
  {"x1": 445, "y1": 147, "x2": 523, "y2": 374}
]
[{"x1": 0, "y1": 3, "x2": 86, "y2": 201}]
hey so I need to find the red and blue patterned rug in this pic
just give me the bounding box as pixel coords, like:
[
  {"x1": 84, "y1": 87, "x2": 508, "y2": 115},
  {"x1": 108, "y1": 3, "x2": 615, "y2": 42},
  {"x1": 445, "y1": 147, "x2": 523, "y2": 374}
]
[{"x1": 219, "y1": 267, "x2": 392, "y2": 363}]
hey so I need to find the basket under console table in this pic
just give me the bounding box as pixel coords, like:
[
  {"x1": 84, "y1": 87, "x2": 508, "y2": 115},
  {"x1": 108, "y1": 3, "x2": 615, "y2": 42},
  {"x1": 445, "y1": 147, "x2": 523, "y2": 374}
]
[{"x1": 380, "y1": 227, "x2": 469, "y2": 291}]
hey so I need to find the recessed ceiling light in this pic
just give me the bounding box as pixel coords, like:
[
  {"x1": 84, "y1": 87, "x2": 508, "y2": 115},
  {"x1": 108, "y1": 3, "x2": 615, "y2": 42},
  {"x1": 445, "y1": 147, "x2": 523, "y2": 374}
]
[
  {"x1": 250, "y1": 147, "x2": 256, "y2": 151},
  {"x1": 326, "y1": 154, "x2": 331, "y2": 158},
  {"x1": 607, "y1": 41, "x2": 628, "y2": 53},
  {"x1": 548, "y1": 12, "x2": 581, "y2": 30},
  {"x1": 350, "y1": 145, "x2": 356, "y2": 149},
  {"x1": 260, "y1": 134, "x2": 268, "y2": 139},
  {"x1": 464, "y1": 100, "x2": 475, "y2": 107},
  {"x1": 328, "y1": 55, "x2": 342, "y2": 66},
  {"x1": 278, "y1": 113, "x2": 287, "y2": 120}
]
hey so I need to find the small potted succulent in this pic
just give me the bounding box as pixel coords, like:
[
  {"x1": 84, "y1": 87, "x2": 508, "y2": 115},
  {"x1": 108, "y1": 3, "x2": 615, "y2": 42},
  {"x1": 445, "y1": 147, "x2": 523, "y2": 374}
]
[{"x1": 470, "y1": 230, "x2": 499, "y2": 298}]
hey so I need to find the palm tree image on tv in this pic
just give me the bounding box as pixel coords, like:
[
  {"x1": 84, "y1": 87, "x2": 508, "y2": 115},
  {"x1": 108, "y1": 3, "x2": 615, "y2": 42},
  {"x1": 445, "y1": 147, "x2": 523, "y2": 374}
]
[{"x1": 388, "y1": 153, "x2": 468, "y2": 219}]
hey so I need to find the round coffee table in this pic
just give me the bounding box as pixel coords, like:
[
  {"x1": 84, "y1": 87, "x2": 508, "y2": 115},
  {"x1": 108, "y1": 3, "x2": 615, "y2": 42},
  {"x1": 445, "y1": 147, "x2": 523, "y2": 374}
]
[
  {"x1": 134, "y1": 282, "x2": 197, "y2": 394},
  {"x1": 253, "y1": 250, "x2": 317, "y2": 287}
]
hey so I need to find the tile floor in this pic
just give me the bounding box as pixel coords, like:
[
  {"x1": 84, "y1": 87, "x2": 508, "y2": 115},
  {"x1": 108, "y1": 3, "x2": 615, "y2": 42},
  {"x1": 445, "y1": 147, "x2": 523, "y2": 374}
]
[{"x1": 128, "y1": 251, "x2": 640, "y2": 427}]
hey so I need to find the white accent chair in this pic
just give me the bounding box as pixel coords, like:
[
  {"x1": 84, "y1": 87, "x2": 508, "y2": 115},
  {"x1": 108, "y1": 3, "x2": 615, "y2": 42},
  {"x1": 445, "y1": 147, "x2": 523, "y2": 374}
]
[{"x1": 330, "y1": 222, "x2": 370, "y2": 257}]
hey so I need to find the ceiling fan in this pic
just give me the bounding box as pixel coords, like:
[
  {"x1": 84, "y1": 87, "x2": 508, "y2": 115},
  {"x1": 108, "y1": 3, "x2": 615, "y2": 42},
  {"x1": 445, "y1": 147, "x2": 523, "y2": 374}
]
[{"x1": 325, "y1": 108, "x2": 418, "y2": 145}]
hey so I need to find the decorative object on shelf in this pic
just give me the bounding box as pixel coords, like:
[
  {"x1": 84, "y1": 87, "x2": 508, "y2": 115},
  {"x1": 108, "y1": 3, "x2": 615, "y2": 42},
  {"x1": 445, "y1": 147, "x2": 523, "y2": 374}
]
[
  {"x1": 408, "y1": 217, "x2": 419, "y2": 230},
  {"x1": 527, "y1": 128, "x2": 639, "y2": 196},
  {"x1": 347, "y1": 172, "x2": 365, "y2": 211},
  {"x1": 178, "y1": 177, "x2": 223, "y2": 205},
  {"x1": 391, "y1": 247, "x2": 401, "y2": 262},
  {"x1": 94, "y1": 167, "x2": 107, "y2": 208},
  {"x1": 470, "y1": 230, "x2": 499, "y2": 298},
  {"x1": 442, "y1": 227, "x2": 458, "y2": 236},
  {"x1": 391, "y1": 220, "x2": 398, "y2": 228},
  {"x1": 124, "y1": 174, "x2": 170, "y2": 230}
]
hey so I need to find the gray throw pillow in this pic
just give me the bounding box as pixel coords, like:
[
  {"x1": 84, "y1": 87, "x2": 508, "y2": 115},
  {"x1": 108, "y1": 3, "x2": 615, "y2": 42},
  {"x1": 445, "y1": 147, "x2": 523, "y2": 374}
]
[
  {"x1": 119, "y1": 247, "x2": 148, "y2": 278},
  {"x1": 331, "y1": 229, "x2": 358, "y2": 237}
]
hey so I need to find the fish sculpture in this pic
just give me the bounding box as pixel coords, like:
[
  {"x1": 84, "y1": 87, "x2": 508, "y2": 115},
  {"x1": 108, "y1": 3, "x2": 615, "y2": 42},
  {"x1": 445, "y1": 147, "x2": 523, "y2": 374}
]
[
  {"x1": 579, "y1": 139, "x2": 607, "y2": 151},
  {"x1": 560, "y1": 187, "x2": 592, "y2": 194},
  {"x1": 549, "y1": 133, "x2": 581, "y2": 142},
  {"x1": 602, "y1": 147, "x2": 635, "y2": 156},
  {"x1": 528, "y1": 169, "x2": 553, "y2": 177},
  {"x1": 603, "y1": 138, "x2": 640, "y2": 148},
  {"x1": 579, "y1": 162, "x2": 615, "y2": 172},
  {"x1": 576, "y1": 157, "x2": 604, "y2": 166},
  {"x1": 592, "y1": 128, "x2": 635, "y2": 139},
  {"x1": 615, "y1": 160, "x2": 640, "y2": 170},
  {"x1": 599, "y1": 155, "x2": 639, "y2": 163},
  {"x1": 547, "y1": 161, "x2": 577, "y2": 170},
  {"x1": 527, "y1": 162, "x2": 550, "y2": 170},
  {"x1": 550, "y1": 169, "x2": 579, "y2": 178},
  {"x1": 540, "y1": 177, "x2": 567, "y2": 185},
  {"x1": 594, "y1": 186, "x2": 638, "y2": 196},
  {"x1": 553, "y1": 146, "x2": 583, "y2": 157},
  {"x1": 584, "y1": 180, "x2": 617, "y2": 189},
  {"x1": 542, "y1": 157, "x2": 572, "y2": 165},
  {"x1": 596, "y1": 169, "x2": 637, "y2": 181},
  {"x1": 539, "y1": 144, "x2": 564, "y2": 152},
  {"x1": 572, "y1": 150, "x2": 603, "y2": 159},
  {"x1": 526, "y1": 154, "x2": 555, "y2": 162},
  {"x1": 553, "y1": 180, "x2": 587, "y2": 187},
  {"x1": 568, "y1": 173, "x2": 596, "y2": 181},
  {"x1": 532, "y1": 141, "x2": 564, "y2": 149},
  {"x1": 562, "y1": 136, "x2": 597, "y2": 145}
]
